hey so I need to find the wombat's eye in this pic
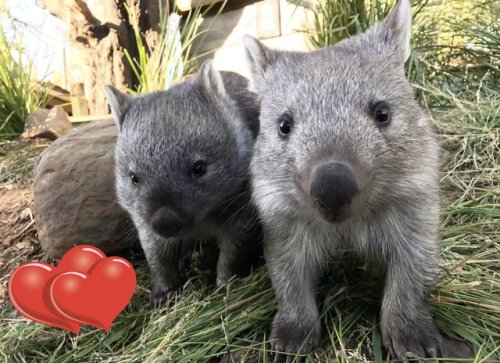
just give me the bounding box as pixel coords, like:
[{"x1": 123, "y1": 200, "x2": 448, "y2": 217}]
[
  {"x1": 278, "y1": 114, "x2": 293, "y2": 137},
  {"x1": 191, "y1": 160, "x2": 207, "y2": 178},
  {"x1": 129, "y1": 172, "x2": 139, "y2": 185},
  {"x1": 372, "y1": 102, "x2": 391, "y2": 125}
]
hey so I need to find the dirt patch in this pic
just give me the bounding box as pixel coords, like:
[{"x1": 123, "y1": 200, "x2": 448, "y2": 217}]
[
  {"x1": 0, "y1": 140, "x2": 49, "y2": 307},
  {"x1": 0, "y1": 188, "x2": 35, "y2": 246}
]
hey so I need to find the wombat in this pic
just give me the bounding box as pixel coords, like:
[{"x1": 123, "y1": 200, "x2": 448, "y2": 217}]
[
  {"x1": 244, "y1": 0, "x2": 470, "y2": 360},
  {"x1": 105, "y1": 61, "x2": 262, "y2": 307}
]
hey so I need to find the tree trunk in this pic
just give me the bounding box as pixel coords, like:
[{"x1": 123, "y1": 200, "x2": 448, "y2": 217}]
[{"x1": 42, "y1": 0, "x2": 164, "y2": 115}]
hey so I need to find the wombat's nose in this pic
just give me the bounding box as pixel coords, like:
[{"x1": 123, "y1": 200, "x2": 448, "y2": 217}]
[
  {"x1": 151, "y1": 207, "x2": 184, "y2": 237},
  {"x1": 309, "y1": 161, "x2": 359, "y2": 217}
]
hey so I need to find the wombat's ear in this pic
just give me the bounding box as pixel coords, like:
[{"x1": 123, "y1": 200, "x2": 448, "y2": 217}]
[
  {"x1": 373, "y1": 0, "x2": 412, "y2": 63},
  {"x1": 243, "y1": 35, "x2": 276, "y2": 86},
  {"x1": 104, "y1": 85, "x2": 133, "y2": 132},
  {"x1": 198, "y1": 60, "x2": 227, "y2": 99}
]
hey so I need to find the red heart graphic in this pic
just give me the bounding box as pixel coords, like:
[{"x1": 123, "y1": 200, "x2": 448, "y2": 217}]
[
  {"x1": 49, "y1": 257, "x2": 136, "y2": 331},
  {"x1": 8, "y1": 263, "x2": 80, "y2": 333},
  {"x1": 59, "y1": 245, "x2": 105, "y2": 273}
]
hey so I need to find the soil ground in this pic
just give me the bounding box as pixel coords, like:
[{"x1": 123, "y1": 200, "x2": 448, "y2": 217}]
[{"x1": 0, "y1": 140, "x2": 49, "y2": 307}]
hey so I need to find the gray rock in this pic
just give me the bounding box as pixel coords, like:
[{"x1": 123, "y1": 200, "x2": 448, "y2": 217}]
[
  {"x1": 22, "y1": 106, "x2": 74, "y2": 140},
  {"x1": 33, "y1": 118, "x2": 139, "y2": 258},
  {"x1": 22, "y1": 108, "x2": 50, "y2": 139}
]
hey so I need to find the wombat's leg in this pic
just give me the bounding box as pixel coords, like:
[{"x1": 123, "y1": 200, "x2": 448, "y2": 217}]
[
  {"x1": 379, "y1": 209, "x2": 446, "y2": 359},
  {"x1": 139, "y1": 228, "x2": 195, "y2": 308},
  {"x1": 215, "y1": 232, "x2": 241, "y2": 286},
  {"x1": 216, "y1": 224, "x2": 263, "y2": 286},
  {"x1": 381, "y1": 258, "x2": 440, "y2": 359},
  {"x1": 264, "y1": 221, "x2": 323, "y2": 362}
]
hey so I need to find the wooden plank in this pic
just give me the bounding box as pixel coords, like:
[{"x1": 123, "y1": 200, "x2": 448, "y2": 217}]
[
  {"x1": 46, "y1": 89, "x2": 71, "y2": 103},
  {"x1": 45, "y1": 98, "x2": 72, "y2": 115},
  {"x1": 211, "y1": 32, "x2": 311, "y2": 77},
  {"x1": 175, "y1": 0, "x2": 223, "y2": 12},
  {"x1": 68, "y1": 114, "x2": 112, "y2": 123},
  {"x1": 195, "y1": 4, "x2": 257, "y2": 53},
  {"x1": 194, "y1": 0, "x2": 284, "y2": 54},
  {"x1": 70, "y1": 83, "x2": 90, "y2": 117},
  {"x1": 255, "y1": 0, "x2": 280, "y2": 38}
]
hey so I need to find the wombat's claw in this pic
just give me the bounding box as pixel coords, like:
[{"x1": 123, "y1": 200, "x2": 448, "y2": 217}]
[
  {"x1": 150, "y1": 286, "x2": 181, "y2": 308},
  {"x1": 215, "y1": 276, "x2": 225, "y2": 288},
  {"x1": 270, "y1": 318, "x2": 320, "y2": 363},
  {"x1": 215, "y1": 271, "x2": 233, "y2": 288},
  {"x1": 384, "y1": 328, "x2": 443, "y2": 361},
  {"x1": 178, "y1": 257, "x2": 192, "y2": 279}
]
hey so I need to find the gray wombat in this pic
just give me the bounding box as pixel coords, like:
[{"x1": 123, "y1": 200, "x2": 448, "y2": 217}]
[
  {"x1": 105, "y1": 61, "x2": 262, "y2": 307},
  {"x1": 244, "y1": 0, "x2": 469, "y2": 360}
]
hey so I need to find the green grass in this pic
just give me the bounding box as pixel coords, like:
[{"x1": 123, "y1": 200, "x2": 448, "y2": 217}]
[
  {"x1": 0, "y1": 141, "x2": 48, "y2": 186},
  {"x1": 124, "y1": 1, "x2": 227, "y2": 94},
  {"x1": 0, "y1": 2, "x2": 50, "y2": 140},
  {"x1": 307, "y1": 0, "x2": 428, "y2": 50},
  {"x1": 307, "y1": 0, "x2": 499, "y2": 96}
]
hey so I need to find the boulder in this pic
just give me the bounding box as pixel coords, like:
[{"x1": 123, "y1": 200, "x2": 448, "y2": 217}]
[
  {"x1": 33, "y1": 118, "x2": 139, "y2": 258},
  {"x1": 22, "y1": 106, "x2": 75, "y2": 140}
]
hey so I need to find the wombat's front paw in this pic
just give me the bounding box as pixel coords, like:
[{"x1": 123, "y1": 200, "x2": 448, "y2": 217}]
[
  {"x1": 270, "y1": 313, "x2": 321, "y2": 363},
  {"x1": 216, "y1": 271, "x2": 233, "y2": 288},
  {"x1": 150, "y1": 285, "x2": 181, "y2": 309},
  {"x1": 216, "y1": 264, "x2": 234, "y2": 288},
  {"x1": 382, "y1": 317, "x2": 443, "y2": 359}
]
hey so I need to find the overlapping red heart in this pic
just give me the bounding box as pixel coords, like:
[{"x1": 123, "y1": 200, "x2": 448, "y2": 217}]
[{"x1": 8, "y1": 245, "x2": 136, "y2": 333}]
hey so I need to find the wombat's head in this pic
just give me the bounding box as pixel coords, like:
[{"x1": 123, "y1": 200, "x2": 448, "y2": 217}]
[
  {"x1": 105, "y1": 61, "x2": 255, "y2": 238},
  {"x1": 244, "y1": 0, "x2": 439, "y2": 223}
]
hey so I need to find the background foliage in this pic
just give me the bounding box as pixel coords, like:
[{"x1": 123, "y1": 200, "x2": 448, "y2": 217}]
[
  {"x1": 0, "y1": 1, "x2": 50, "y2": 140},
  {"x1": 124, "y1": 1, "x2": 227, "y2": 95}
]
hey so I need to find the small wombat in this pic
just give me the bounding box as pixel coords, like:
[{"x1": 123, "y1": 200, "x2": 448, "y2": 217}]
[
  {"x1": 105, "y1": 61, "x2": 262, "y2": 307},
  {"x1": 244, "y1": 0, "x2": 469, "y2": 360}
]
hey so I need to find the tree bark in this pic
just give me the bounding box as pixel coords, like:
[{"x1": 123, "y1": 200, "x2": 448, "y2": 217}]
[{"x1": 43, "y1": 0, "x2": 164, "y2": 114}]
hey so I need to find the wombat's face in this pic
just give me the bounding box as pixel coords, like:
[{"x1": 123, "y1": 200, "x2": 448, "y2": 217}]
[
  {"x1": 245, "y1": 1, "x2": 437, "y2": 223},
  {"x1": 106, "y1": 64, "x2": 253, "y2": 238}
]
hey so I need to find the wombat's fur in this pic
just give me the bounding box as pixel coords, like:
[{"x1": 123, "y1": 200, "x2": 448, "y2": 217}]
[
  {"x1": 244, "y1": 0, "x2": 470, "y2": 360},
  {"x1": 105, "y1": 61, "x2": 262, "y2": 307}
]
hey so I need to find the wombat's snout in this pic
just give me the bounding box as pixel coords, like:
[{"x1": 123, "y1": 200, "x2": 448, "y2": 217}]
[
  {"x1": 310, "y1": 161, "x2": 358, "y2": 217},
  {"x1": 151, "y1": 207, "x2": 184, "y2": 237},
  {"x1": 298, "y1": 159, "x2": 373, "y2": 223}
]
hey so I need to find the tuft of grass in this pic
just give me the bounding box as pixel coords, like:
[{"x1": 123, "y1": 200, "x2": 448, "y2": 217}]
[
  {"x1": 307, "y1": 0, "x2": 428, "y2": 49},
  {"x1": 0, "y1": 2, "x2": 50, "y2": 140},
  {"x1": 124, "y1": 1, "x2": 226, "y2": 95},
  {"x1": 408, "y1": 0, "x2": 498, "y2": 98},
  {"x1": 307, "y1": 0, "x2": 498, "y2": 98},
  {"x1": 0, "y1": 141, "x2": 48, "y2": 186},
  {"x1": 308, "y1": 0, "x2": 390, "y2": 48},
  {"x1": 431, "y1": 83, "x2": 499, "y2": 361}
]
